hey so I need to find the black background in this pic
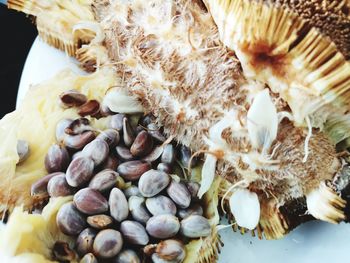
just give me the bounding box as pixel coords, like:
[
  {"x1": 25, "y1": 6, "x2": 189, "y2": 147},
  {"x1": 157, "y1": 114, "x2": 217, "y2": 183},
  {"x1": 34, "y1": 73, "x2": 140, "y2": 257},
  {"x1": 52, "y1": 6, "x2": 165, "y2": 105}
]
[{"x1": 0, "y1": 5, "x2": 37, "y2": 118}]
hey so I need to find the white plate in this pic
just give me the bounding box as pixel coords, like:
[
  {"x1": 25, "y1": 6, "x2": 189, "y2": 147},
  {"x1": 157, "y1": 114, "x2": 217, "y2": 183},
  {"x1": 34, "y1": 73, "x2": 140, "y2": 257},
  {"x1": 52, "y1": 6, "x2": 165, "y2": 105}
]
[{"x1": 18, "y1": 37, "x2": 350, "y2": 263}]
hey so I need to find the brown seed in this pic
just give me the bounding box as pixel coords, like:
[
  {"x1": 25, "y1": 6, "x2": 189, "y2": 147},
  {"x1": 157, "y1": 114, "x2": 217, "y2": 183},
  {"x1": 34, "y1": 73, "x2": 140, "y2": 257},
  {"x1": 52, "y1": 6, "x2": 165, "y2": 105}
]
[
  {"x1": 56, "y1": 202, "x2": 86, "y2": 236},
  {"x1": 115, "y1": 146, "x2": 134, "y2": 161},
  {"x1": 120, "y1": 220, "x2": 149, "y2": 245},
  {"x1": 156, "y1": 239, "x2": 186, "y2": 262},
  {"x1": 100, "y1": 103, "x2": 114, "y2": 117},
  {"x1": 117, "y1": 160, "x2": 151, "y2": 181},
  {"x1": 80, "y1": 253, "x2": 98, "y2": 263},
  {"x1": 124, "y1": 185, "x2": 142, "y2": 198},
  {"x1": 178, "y1": 203, "x2": 203, "y2": 219},
  {"x1": 146, "y1": 195, "x2": 177, "y2": 216},
  {"x1": 157, "y1": 163, "x2": 172, "y2": 174},
  {"x1": 93, "y1": 229, "x2": 123, "y2": 258},
  {"x1": 166, "y1": 180, "x2": 191, "y2": 208},
  {"x1": 66, "y1": 156, "x2": 95, "y2": 187},
  {"x1": 115, "y1": 249, "x2": 140, "y2": 263},
  {"x1": 87, "y1": 214, "x2": 113, "y2": 229},
  {"x1": 47, "y1": 174, "x2": 73, "y2": 197},
  {"x1": 31, "y1": 172, "x2": 63, "y2": 198},
  {"x1": 78, "y1": 99, "x2": 100, "y2": 117},
  {"x1": 17, "y1": 139, "x2": 30, "y2": 164},
  {"x1": 100, "y1": 155, "x2": 120, "y2": 170},
  {"x1": 53, "y1": 241, "x2": 76, "y2": 261},
  {"x1": 97, "y1": 129, "x2": 120, "y2": 148},
  {"x1": 73, "y1": 188, "x2": 109, "y2": 215},
  {"x1": 109, "y1": 113, "x2": 125, "y2": 131},
  {"x1": 186, "y1": 182, "x2": 200, "y2": 199},
  {"x1": 89, "y1": 169, "x2": 119, "y2": 192},
  {"x1": 146, "y1": 215, "x2": 180, "y2": 239},
  {"x1": 64, "y1": 131, "x2": 96, "y2": 150},
  {"x1": 65, "y1": 118, "x2": 93, "y2": 135},
  {"x1": 109, "y1": 188, "x2": 129, "y2": 222},
  {"x1": 161, "y1": 144, "x2": 175, "y2": 164},
  {"x1": 59, "y1": 89, "x2": 87, "y2": 108},
  {"x1": 138, "y1": 170, "x2": 170, "y2": 197},
  {"x1": 56, "y1": 118, "x2": 73, "y2": 143},
  {"x1": 45, "y1": 144, "x2": 70, "y2": 173},
  {"x1": 147, "y1": 123, "x2": 166, "y2": 143},
  {"x1": 123, "y1": 117, "x2": 135, "y2": 147},
  {"x1": 128, "y1": 196, "x2": 151, "y2": 224},
  {"x1": 141, "y1": 145, "x2": 164, "y2": 163},
  {"x1": 76, "y1": 228, "x2": 97, "y2": 256},
  {"x1": 81, "y1": 139, "x2": 109, "y2": 166},
  {"x1": 130, "y1": 130, "x2": 153, "y2": 157},
  {"x1": 180, "y1": 215, "x2": 211, "y2": 238}
]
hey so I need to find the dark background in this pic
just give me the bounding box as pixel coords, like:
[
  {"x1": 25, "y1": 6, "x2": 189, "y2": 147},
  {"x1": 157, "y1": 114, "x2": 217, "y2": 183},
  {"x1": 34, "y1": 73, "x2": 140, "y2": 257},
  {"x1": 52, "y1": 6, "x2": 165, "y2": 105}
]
[{"x1": 0, "y1": 5, "x2": 37, "y2": 118}]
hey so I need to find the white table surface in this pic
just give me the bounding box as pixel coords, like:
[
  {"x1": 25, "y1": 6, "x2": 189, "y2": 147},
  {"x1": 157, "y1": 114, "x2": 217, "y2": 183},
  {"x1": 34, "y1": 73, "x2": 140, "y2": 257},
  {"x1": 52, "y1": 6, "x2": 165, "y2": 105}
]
[{"x1": 18, "y1": 37, "x2": 350, "y2": 263}]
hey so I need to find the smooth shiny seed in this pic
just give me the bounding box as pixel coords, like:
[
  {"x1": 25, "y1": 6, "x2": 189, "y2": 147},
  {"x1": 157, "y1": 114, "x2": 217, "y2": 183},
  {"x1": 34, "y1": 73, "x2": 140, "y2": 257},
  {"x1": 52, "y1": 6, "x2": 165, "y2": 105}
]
[
  {"x1": 124, "y1": 185, "x2": 142, "y2": 198},
  {"x1": 53, "y1": 241, "x2": 76, "y2": 261},
  {"x1": 81, "y1": 139, "x2": 109, "y2": 166},
  {"x1": 56, "y1": 202, "x2": 86, "y2": 236},
  {"x1": 101, "y1": 155, "x2": 120, "y2": 170},
  {"x1": 31, "y1": 172, "x2": 63, "y2": 198},
  {"x1": 17, "y1": 139, "x2": 30, "y2": 163},
  {"x1": 179, "y1": 145, "x2": 198, "y2": 168},
  {"x1": 130, "y1": 130, "x2": 153, "y2": 157},
  {"x1": 146, "y1": 215, "x2": 180, "y2": 239},
  {"x1": 178, "y1": 203, "x2": 203, "y2": 219},
  {"x1": 109, "y1": 113, "x2": 125, "y2": 131},
  {"x1": 151, "y1": 253, "x2": 171, "y2": 263},
  {"x1": 64, "y1": 131, "x2": 96, "y2": 150},
  {"x1": 59, "y1": 89, "x2": 87, "y2": 108},
  {"x1": 74, "y1": 188, "x2": 109, "y2": 215},
  {"x1": 66, "y1": 156, "x2": 94, "y2": 187},
  {"x1": 65, "y1": 118, "x2": 93, "y2": 135},
  {"x1": 109, "y1": 188, "x2": 129, "y2": 222},
  {"x1": 180, "y1": 215, "x2": 211, "y2": 238},
  {"x1": 47, "y1": 174, "x2": 73, "y2": 197},
  {"x1": 145, "y1": 195, "x2": 177, "y2": 216},
  {"x1": 89, "y1": 169, "x2": 119, "y2": 192},
  {"x1": 97, "y1": 129, "x2": 120, "y2": 148},
  {"x1": 115, "y1": 249, "x2": 140, "y2": 263},
  {"x1": 115, "y1": 146, "x2": 134, "y2": 161},
  {"x1": 128, "y1": 196, "x2": 151, "y2": 224},
  {"x1": 117, "y1": 160, "x2": 151, "y2": 181},
  {"x1": 93, "y1": 229, "x2": 123, "y2": 258},
  {"x1": 139, "y1": 114, "x2": 155, "y2": 127},
  {"x1": 56, "y1": 118, "x2": 73, "y2": 142},
  {"x1": 166, "y1": 180, "x2": 191, "y2": 208},
  {"x1": 80, "y1": 253, "x2": 98, "y2": 263},
  {"x1": 157, "y1": 163, "x2": 172, "y2": 174},
  {"x1": 87, "y1": 214, "x2": 114, "y2": 229},
  {"x1": 138, "y1": 170, "x2": 170, "y2": 197},
  {"x1": 45, "y1": 144, "x2": 70, "y2": 173},
  {"x1": 141, "y1": 145, "x2": 164, "y2": 163},
  {"x1": 120, "y1": 220, "x2": 149, "y2": 245},
  {"x1": 156, "y1": 239, "x2": 186, "y2": 262},
  {"x1": 161, "y1": 144, "x2": 175, "y2": 164},
  {"x1": 78, "y1": 99, "x2": 100, "y2": 117},
  {"x1": 123, "y1": 117, "x2": 135, "y2": 147},
  {"x1": 76, "y1": 228, "x2": 97, "y2": 256},
  {"x1": 147, "y1": 123, "x2": 166, "y2": 143},
  {"x1": 186, "y1": 182, "x2": 200, "y2": 199}
]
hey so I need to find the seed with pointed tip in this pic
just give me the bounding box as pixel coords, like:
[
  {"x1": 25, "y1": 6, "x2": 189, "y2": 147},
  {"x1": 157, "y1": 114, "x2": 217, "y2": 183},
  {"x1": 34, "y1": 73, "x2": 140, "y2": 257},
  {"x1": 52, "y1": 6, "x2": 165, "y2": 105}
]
[
  {"x1": 167, "y1": 180, "x2": 191, "y2": 208},
  {"x1": 120, "y1": 220, "x2": 149, "y2": 245},
  {"x1": 59, "y1": 90, "x2": 87, "y2": 108},
  {"x1": 115, "y1": 249, "x2": 140, "y2": 263},
  {"x1": 186, "y1": 182, "x2": 200, "y2": 199},
  {"x1": 56, "y1": 202, "x2": 86, "y2": 236},
  {"x1": 115, "y1": 146, "x2": 134, "y2": 161},
  {"x1": 130, "y1": 130, "x2": 153, "y2": 157},
  {"x1": 64, "y1": 131, "x2": 96, "y2": 150},
  {"x1": 157, "y1": 163, "x2": 172, "y2": 174},
  {"x1": 145, "y1": 195, "x2": 177, "y2": 216},
  {"x1": 124, "y1": 185, "x2": 142, "y2": 198},
  {"x1": 180, "y1": 215, "x2": 211, "y2": 238},
  {"x1": 80, "y1": 253, "x2": 98, "y2": 263},
  {"x1": 47, "y1": 174, "x2": 73, "y2": 197},
  {"x1": 31, "y1": 172, "x2": 63, "y2": 198},
  {"x1": 17, "y1": 139, "x2": 30, "y2": 164},
  {"x1": 45, "y1": 144, "x2": 70, "y2": 173},
  {"x1": 76, "y1": 228, "x2": 97, "y2": 256},
  {"x1": 128, "y1": 196, "x2": 151, "y2": 224},
  {"x1": 93, "y1": 229, "x2": 123, "y2": 258},
  {"x1": 97, "y1": 129, "x2": 120, "y2": 148},
  {"x1": 147, "y1": 123, "x2": 166, "y2": 143},
  {"x1": 101, "y1": 155, "x2": 119, "y2": 170},
  {"x1": 123, "y1": 117, "x2": 135, "y2": 147},
  {"x1": 81, "y1": 139, "x2": 109, "y2": 166},
  {"x1": 66, "y1": 156, "x2": 94, "y2": 187},
  {"x1": 178, "y1": 203, "x2": 203, "y2": 219},
  {"x1": 65, "y1": 118, "x2": 92, "y2": 135},
  {"x1": 109, "y1": 188, "x2": 129, "y2": 222},
  {"x1": 78, "y1": 99, "x2": 100, "y2": 117},
  {"x1": 87, "y1": 214, "x2": 113, "y2": 229},
  {"x1": 146, "y1": 215, "x2": 180, "y2": 239},
  {"x1": 100, "y1": 103, "x2": 114, "y2": 117},
  {"x1": 73, "y1": 188, "x2": 109, "y2": 215},
  {"x1": 109, "y1": 113, "x2": 125, "y2": 131},
  {"x1": 89, "y1": 169, "x2": 118, "y2": 192},
  {"x1": 56, "y1": 118, "x2": 73, "y2": 142},
  {"x1": 142, "y1": 145, "x2": 164, "y2": 163},
  {"x1": 161, "y1": 144, "x2": 175, "y2": 164},
  {"x1": 139, "y1": 170, "x2": 170, "y2": 197},
  {"x1": 53, "y1": 241, "x2": 76, "y2": 262},
  {"x1": 156, "y1": 239, "x2": 186, "y2": 262},
  {"x1": 117, "y1": 160, "x2": 151, "y2": 181}
]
